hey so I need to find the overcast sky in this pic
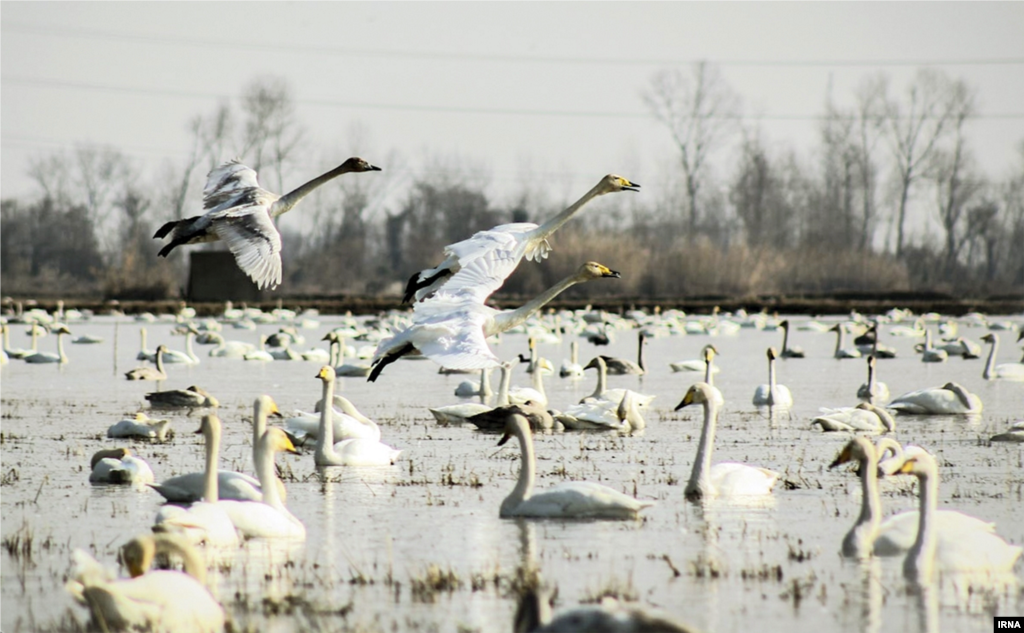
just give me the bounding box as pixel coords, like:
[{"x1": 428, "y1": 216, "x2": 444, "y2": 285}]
[{"x1": 3, "y1": 2, "x2": 1024, "y2": 230}]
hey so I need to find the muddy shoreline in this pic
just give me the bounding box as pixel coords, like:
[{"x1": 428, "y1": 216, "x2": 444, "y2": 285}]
[{"x1": 3, "y1": 291, "x2": 1022, "y2": 318}]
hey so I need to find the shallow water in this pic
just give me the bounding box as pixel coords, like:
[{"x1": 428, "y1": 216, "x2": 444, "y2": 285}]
[{"x1": 2, "y1": 313, "x2": 1022, "y2": 632}]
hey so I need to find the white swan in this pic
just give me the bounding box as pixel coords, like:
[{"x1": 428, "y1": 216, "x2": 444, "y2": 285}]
[
  {"x1": 455, "y1": 367, "x2": 494, "y2": 397},
  {"x1": 812, "y1": 402, "x2": 895, "y2": 433},
  {"x1": 828, "y1": 438, "x2": 996, "y2": 559},
  {"x1": 980, "y1": 333, "x2": 1024, "y2": 381},
  {"x1": 830, "y1": 324, "x2": 861, "y2": 359},
  {"x1": 161, "y1": 328, "x2": 200, "y2": 365},
  {"x1": 243, "y1": 335, "x2": 275, "y2": 361},
  {"x1": 888, "y1": 382, "x2": 982, "y2": 415},
  {"x1": 314, "y1": 366, "x2": 401, "y2": 467},
  {"x1": 324, "y1": 332, "x2": 372, "y2": 377},
  {"x1": 125, "y1": 345, "x2": 169, "y2": 381},
  {"x1": 856, "y1": 355, "x2": 889, "y2": 403},
  {"x1": 598, "y1": 331, "x2": 646, "y2": 375},
  {"x1": 509, "y1": 358, "x2": 553, "y2": 407},
  {"x1": 430, "y1": 361, "x2": 513, "y2": 425},
  {"x1": 889, "y1": 450, "x2": 1022, "y2": 581},
  {"x1": 23, "y1": 324, "x2": 70, "y2": 363},
  {"x1": 677, "y1": 382, "x2": 780, "y2": 500},
  {"x1": 146, "y1": 385, "x2": 219, "y2": 409},
  {"x1": 854, "y1": 323, "x2": 897, "y2": 358},
  {"x1": 370, "y1": 262, "x2": 621, "y2": 379},
  {"x1": 403, "y1": 174, "x2": 638, "y2": 303},
  {"x1": 135, "y1": 326, "x2": 155, "y2": 361},
  {"x1": 66, "y1": 533, "x2": 225, "y2": 633},
  {"x1": 89, "y1": 448, "x2": 155, "y2": 485},
  {"x1": 152, "y1": 415, "x2": 241, "y2": 547},
  {"x1": 108, "y1": 412, "x2": 172, "y2": 441},
  {"x1": 558, "y1": 389, "x2": 642, "y2": 432},
  {"x1": 2, "y1": 322, "x2": 39, "y2": 359},
  {"x1": 578, "y1": 355, "x2": 656, "y2": 409},
  {"x1": 206, "y1": 333, "x2": 254, "y2": 359},
  {"x1": 559, "y1": 340, "x2": 584, "y2": 379},
  {"x1": 497, "y1": 412, "x2": 653, "y2": 519},
  {"x1": 700, "y1": 344, "x2": 725, "y2": 409},
  {"x1": 752, "y1": 347, "x2": 793, "y2": 408},
  {"x1": 286, "y1": 367, "x2": 382, "y2": 444},
  {"x1": 778, "y1": 319, "x2": 805, "y2": 358},
  {"x1": 919, "y1": 329, "x2": 947, "y2": 363},
  {"x1": 669, "y1": 344, "x2": 721, "y2": 373},
  {"x1": 154, "y1": 157, "x2": 381, "y2": 290}
]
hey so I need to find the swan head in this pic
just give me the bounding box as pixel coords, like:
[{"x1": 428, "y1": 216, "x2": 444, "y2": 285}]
[
  {"x1": 196, "y1": 414, "x2": 221, "y2": 440},
  {"x1": 583, "y1": 356, "x2": 607, "y2": 371},
  {"x1": 90, "y1": 447, "x2": 130, "y2": 469},
  {"x1": 828, "y1": 437, "x2": 874, "y2": 470},
  {"x1": 940, "y1": 381, "x2": 975, "y2": 408},
  {"x1": 255, "y1": 394, "x2": 281, "y2": 418},
  {"x1": 498, "y1": 412, "x2": 531, "y2": 446},
  {"x1": 186, "y1": 385, "x2": 219, "y2": 408},
  {"x1": 599, "y1": 174, "x2": 640, "y2": 194},
  {"x1": 51, "y1": 324, "x2": 72, "y2": 336},
  {"x1": 260, "y1": 426, "x2": 300, "y2": 456},
  {"x1": 780, "y1": 319, "x2": 790, "y2": 330},
  {"x1": 829, "y1": 324, "x2": 841, "y2": 333},
  {"x1": 891, "y1": 449, "x2": 936, "y2": 479},
  {"x1": 766, "y1": 347, "x2": 779, "y2": 361},
  {"x1": 534, "y1": 358, "x2": 555, "y2": 375},
  {"x1": 339, "y1": 157, "x2": 382, "y2": 172},
  {"x1": 317, "y1": 365, "x2": 337, "y2": 382},
  {"x1": 120, "y1": 533, "x2": 204, "y2": 582},
  {"x1": 980, "y1": 333, "x2": 996, "y2": 344},
  {"x1": 155, "y1": 344, "x2": 169, "y2": 354},
  {"x1": 702, "y1": 344, "x2": 719, "y2": 362},
  {"x1": 866, "y1": 354, "x2": 876, "y2": 368},
  {"x1": 575, "y1": 262, "x2": 620, "y2": 281},
  {"x1": 674, "y1": 382, "x2": 714, "y2": 410}
]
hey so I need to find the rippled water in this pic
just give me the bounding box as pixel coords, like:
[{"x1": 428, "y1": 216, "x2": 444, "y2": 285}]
[{"x1": 2, "y1": 313, "x2": 1022, "y2": 632}]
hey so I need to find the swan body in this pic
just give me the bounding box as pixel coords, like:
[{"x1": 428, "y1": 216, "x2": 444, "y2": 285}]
[
  {"x1": 285, "y1": 402, "x2": 381, "y2": 445},
  {"x1": 469, "y1": 401, "x2": 554, "y2": 432},
  {"x1": 145, "y1": 385, "x2": 219, "y2": 409},
  {"x1": 598, "y1": 331, "x2": 646, "y2": 375},
  {"x1": 161, "y1": 329, "x2": 199, "y2": 365},
  {"x1": 778, "y1": 320, "x2": 805, "y2": 358},
  {"x1": 919, "y1": 330, "x2": 948, "y2": 363},
  {"x1": 313, "y1": 366, "x2": 401, "y2": 466},
  {"x1": 578, "y1": 356, "x2": 656, "y2": 409},
  {"x1": 206, "y1": 333, "x2": 254, "y2": 358},
  {"x1": 125, "y1": 345, "x2": 169, "y2": 381},
  {"x1": 108, "y1": 413, "x2": 172, "y2": 441},
  {"x1": 830, "y1": 324, "x2": 861, "y2": 359},
  {"x1": 670, "y1": 343, "x2": 722, "y2": 373},
  {"x1": 509, "y1": 359, "x2": 553, "y2": 407},
  {"x1": 890, "y1": 450, "x2": 1021, "y2": 581},
  {"x1": 154, "y1": 157, "x2": 381, "y2": 289},
  {"x1": 404, "y1": 175, "x2": 638, "y2": 303},
  {"x1": 89, "y1": 448, "x2": 154, "y2": 485},
  {"x1": 752, "y1": 347, "x2": 793, "y2": 408},
  {"x1": 66, "y1": 533, "x2": 224, "y2": 633},
  {"x1": 559, "y1": 340, "x2": 584, "y2": 378},
  {"x1": 243, "y1": 335, "x2": 274, "y2": 361},
  {"x1": 812, "y1": 402, "x2": 895, "y2": 433},
  {"x1": 980, "y1": 333, "x2": 1024, "y2": 381},
  {"x1": 497, "y1": 413, "x2": 652, "y2": 519},
  {"x1": 23, "y1": 324, "x2": 70, "y2": 363},
  {"x1": 150, "y1": 471, "x2": 263, "y2": 503},
  {"x1": 677, "y1": 383, "x2": 780, "y2": 500},
  {"x1": 856, "y1": 355, "x2": 889, "y2": 403},
  {"x1": 455, "y1": 367, "x2": 494, "y2": 397},
  {"x1": 888, "y1": 382, "x2": 982, "y2": 414},
  {"x1": 72, "y1": 334, "x2": 104, "y2": 344},
  {"x1": 370, "y1": 262, "x2": 621, "y2": 379}
]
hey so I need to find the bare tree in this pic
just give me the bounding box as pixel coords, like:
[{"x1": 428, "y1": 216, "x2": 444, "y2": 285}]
[
  {"x1": 644, "y1": 62, "x2": 740, "y2": 235},
  {"x1": 882, "y1": 69, "x2": 959, "y2": 257},
  {"x1": 240, "y1": 76, "x2": 304, "y2": 192},
  {"x1": 851, "y1": 75, "x2": 887, "y2": 250}
]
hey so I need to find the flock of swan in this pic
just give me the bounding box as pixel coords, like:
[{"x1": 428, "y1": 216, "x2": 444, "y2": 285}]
[{"x1": 3, "y1": 159, "x2": 1023, "y2": 631}]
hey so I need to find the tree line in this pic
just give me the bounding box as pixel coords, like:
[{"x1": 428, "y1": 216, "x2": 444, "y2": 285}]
[{"x1": 2, "y1": 66, "x2": 1022, "y2": 302}]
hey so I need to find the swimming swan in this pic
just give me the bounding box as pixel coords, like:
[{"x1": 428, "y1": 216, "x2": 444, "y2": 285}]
[
  {"x1": 404, "y1": 174, "x2": 638, "y2": 303},
  {"x1": 154, "y1": 157, "x2": 381, "y2": 290},
  {"x1": 23, "y1": 324, "x2": 70, "y2": 364},
  {"x1": 286, "y1": 369, "x2": 382, "y2": 444},
  {"x1": 778, "y1": 319, "x2": 805, "y2": 358},
  {"x1": 830, "y1": 324, "x2": 862, "y2": 359},
  {"x1": 856, "y1": 355, "x2": 890, "y2": 403},
  {"x1": 889, "y1": 450, "x2": 1021, "y2": 581},
  {"x1": 980, "y1": 333, "x2": 1024, "y2": 381},
  {"x1": 513, "y1": 585, "x2": 694, "y2": 633},
  {"x1": 370, "y1": 262, "x2": 621, "y2": 380},
  {"x1": 752, "y1": 347, "x2": 793, "y2": 408},
  {"x1": 314, "y1": 366, "x2": 401, "y2": 466},
  {"x1": 497, "y1": 412, "x2": 653, "y2": 519},
  {"x1": 669, "y1": 344, "x2": 722, "y2": 373},
  {"x1": 579, "y1": 355, "x2": 656, "y2": 409},
  {"x1": 888, "y1": 382, "x2": 982, "y2": 415},
  {"x1": 66, "y1": 532, "x2": 225, "y2": 633},
  {"x1": 559, "y1": 340, "x2": 584, "y2": 379},
  {"x1": 125, "y1": 345, "x2": 169, "y2": 381},
  {"x1": 677, "y1": 382, "x2": 780, "y2": 501}
]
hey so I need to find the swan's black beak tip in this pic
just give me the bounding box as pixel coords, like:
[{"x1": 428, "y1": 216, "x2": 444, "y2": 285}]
[{"x1": 605, "y1": 270, "x2": 621, "y2": 279}]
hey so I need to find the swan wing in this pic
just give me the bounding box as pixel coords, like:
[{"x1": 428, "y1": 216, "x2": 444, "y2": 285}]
[
  {"x1": 710, "y1": 462, "x2": 780, "y2": 496},
  {"x1": 518, "y1": 481, "x2": 650, "y2": 519},
  {"x1": 433, "y1": 226, "x2": 535, "y2": 303},
  {"x1": 202, "y1": 160, "x2": 262, "y2": 209},
  {"x1": 217, "y1": 500, "x2": 305, "y2": 540},
  {"x1": 210, "y1": 207, "x2": 282, "y2": 290}
]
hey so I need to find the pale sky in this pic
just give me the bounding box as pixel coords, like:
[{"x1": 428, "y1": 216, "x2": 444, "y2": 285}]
[{"x1": 3, "y1": 2, "x2": 1024, "y2": 232}]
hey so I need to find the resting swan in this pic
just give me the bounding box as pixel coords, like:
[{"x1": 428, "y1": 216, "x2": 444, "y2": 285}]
[
  {"x1": 108, "y1": 412, "x2": 172, "y2": 442},
  {"x1": 888, "y1": 382, "x2": 982, "y2": 415},
  {"x1": 404, "y1": 174, "x2": 638, "y2": 303},
  {"x1": 324, "y1": 332, "x2": 372, "y2": 377},
  {"x1": 812, "y1": 402, "x2": 895, "y2": 433},
  {"x1": 669, "y1": 344, "x2": 721, "y2": 373},
  {"x1": 980, "y1": 333, "x2": 1024, "y2": 381},
  {"x1": 146, "y1": 385, "x2": 219, "y2": 409},
  {"x1": 125, "y1": 345, "x2": 169, "y2": 381},
  {"x1": 314, "y1": 366, "x2": 401, "y2": 466},
  {"x1": 889, "y1": 450, "x2": 1022, "y2": 581},
  {"x1": 66, "y1": 533, "x2": 224, "y2": 633},
  {"x1": 497, "y1": 412, "x2": 653, "y2": 519},
  {"x1": 89, "y1": 448, "x2": 154, "y2": 485},
  {"x1": 677, "y1": 382, "x2": 780, "y2": 500},
  {"x1": 370, "y1": 262, "x2": 621, "y2": 380},
  {"x1": 509, "y1": 358, "x2": 553, "y2": 407},
  {"x1": 752, "y1": 347, "x2": 793, "y2": 408},
  {"x1": 827, "y1": 438, "x2": 996, "y2": 559},
  {"x1": 154, "y1": 157, "x2": 381, "y2": 290}
]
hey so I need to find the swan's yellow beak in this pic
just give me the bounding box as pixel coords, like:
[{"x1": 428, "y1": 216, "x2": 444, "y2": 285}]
[
  {"x1": 674, "y1": 388, "x2": 698, "y2": 411},
  {"x1": 828, "y1": 446, "x2": 852, "y2": 470},
  {"x1": 618, "y1": 177, "x2": 640, "y2": 192},
  {"x1": 597, "y1": 264, "x2": 620, "y2": 279}
]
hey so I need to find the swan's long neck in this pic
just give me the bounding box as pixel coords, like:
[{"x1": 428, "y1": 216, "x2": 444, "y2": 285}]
[
  {"x1": 272, "y1": 164, "x2": 356, "y2": 217},
  {"x1": 255, "y1": 434, "x2": 286, "y2": 510},
  {"x1": 782, "y1": 325, "x2": 790, "y2": 352},
  {"x1": 496, "y1": 364, "x2": 512, "y2": 406},
  {"x1": 480, "y1": 368, "x2": 493, "y2": 398},
  {"x1": 637, "y1": 335, "x2": 645, "y2": 372},
  {"x1": 185, "y1": 332, "x2": 197, "y2": 362},
  {"x1": 865, "y1": 361, "x2": 877, "y2": 399},
  {"x1": 252, "y1": 400, "x2": 267, "y2": 453},
  {"x1": 57, "y1": 331, "x2": 68, "y2": 363},
  {"x1": 852, "y1": 450, "x2": 882, "y2": 550},
  {"x1": 834, "y1": 328, "x2": 844, "y2": 356},
  {"x1": 502, "y1": 423, "x2": 536, "y2": 515},
  {"x1": 570, "y1": 340, "x2": 578, "y2": 365},
  {"x1": 328, "y1": 339, "x2": 339, "y2": 367},
  {"x1": 704, "y1": 354, "x2": 715, "y2": 387},
  {"x1": 686, "y1": 399, "x2": 718, "y2": 499},
  {"x1": 906, "y1": 465, "x2": 938, "y2": 582},
  {"x1": 155, "y1": 348, "x2": 165, "y2": 375},
  {"x1": 203, "y1": 422, "x2": 220, "y2": 503},
  {"x1": 588, "y1": 359, "x2": 608, "y2": 400},
  {"x1": 491, "y1": 273, "x2": 584, "y2": 334},
  {"x1": 767, "y1": 356, "x2": 778, "y2": 405},
  {"x1": 528, "y1": 182, "x2": 606, "y2": 242},
  {"x1": 530, "y1": 365, "x2": 546, "y2": 399},
  {"x1": 982, "y1": 337, "x2": 998, "y2": 379},
  {"x1": 315, "y1": 377, "x2": 338, "y2": 463},
  {"x1": 30, "y1": 325, "x2": 39, "y2": 351}
]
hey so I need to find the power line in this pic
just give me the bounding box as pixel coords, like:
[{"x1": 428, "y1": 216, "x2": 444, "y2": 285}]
[
  {"x1": 4, "y1": 21, "x2": 1024, "y2": 68},
  {"x1": 6, "y1": 76, "x2": 1024, "y2": 121}
]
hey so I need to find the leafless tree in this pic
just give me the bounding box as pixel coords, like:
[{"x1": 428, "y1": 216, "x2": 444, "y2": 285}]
[
  {"x1": 240, "y1": 76, "x2": 304, "y2": 192},
  {"x1": 881, "y1": 69, "x2": 960, "y2": 257},
  {"x1": 644, "y1": 62, "x2": 740, "y2": 235}
]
